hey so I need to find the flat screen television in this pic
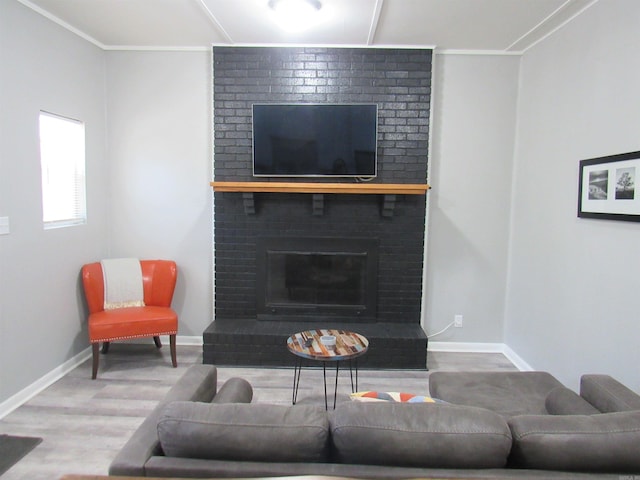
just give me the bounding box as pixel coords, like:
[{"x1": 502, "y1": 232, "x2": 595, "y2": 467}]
[{"x1": 252, "y1": 103, "x2": 378, "y2": 178}]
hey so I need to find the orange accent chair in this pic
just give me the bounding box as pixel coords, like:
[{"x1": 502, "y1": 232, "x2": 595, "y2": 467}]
[{"x1": 82, "y1": 259, "x2": 178, "y2": 379}]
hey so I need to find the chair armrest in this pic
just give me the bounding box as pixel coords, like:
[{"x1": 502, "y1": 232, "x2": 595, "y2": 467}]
[{"x1": 109, "y1": 365, "x2": 217, "y2": 476}]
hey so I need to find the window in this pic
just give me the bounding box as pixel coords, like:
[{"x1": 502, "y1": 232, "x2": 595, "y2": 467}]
[{"x1": 39, "y1": 111, "x2": 86, "y2": 229}]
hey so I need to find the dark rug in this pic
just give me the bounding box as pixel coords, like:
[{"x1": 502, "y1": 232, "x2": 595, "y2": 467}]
[{"x1": 0, "y1": 434, "x2": 42, "y2": 475}]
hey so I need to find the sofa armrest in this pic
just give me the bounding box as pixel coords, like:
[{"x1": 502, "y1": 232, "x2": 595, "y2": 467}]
[
  {"x1": 545, "y1": 386, "x2": 600, "y2": 415},
  {"x1": 211, "y1": 377, "x2": 253, "y2": 404},
  {"x1": 580, "y1": 374, "x2": 640, "y2": 413},
  {"x1": 109, "y1": 365, "x2": 218, "y2": 477}
]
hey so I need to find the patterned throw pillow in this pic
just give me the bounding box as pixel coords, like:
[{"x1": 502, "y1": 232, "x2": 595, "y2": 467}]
[{"x1": 350, "y1": 391, "x2": 447, "y2": 403}]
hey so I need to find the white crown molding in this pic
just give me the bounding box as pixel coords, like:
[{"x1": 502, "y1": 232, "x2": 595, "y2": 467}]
[
  {"x1": 196, "y1": 0, "x2": 234, "y2": 44},
  {"x1": 367, "y1": 0, "x2": 385, "y2": 45},
  {"x1": 14, "y1": 0, "x2": 516, "y2": 56},
  {"x1": 509, "y1": 0, "x2": 599, "y2": 53},
  {"x1": 17, "y1": 0, "x2": 441, "y2": 54},
  {"x1": 506, "y1": 0, "x2": 574, "y2": 51},
  {"x1": 102, "y1": 46, "x2": 212, "y2": 52},
  {"x1": 19, "y1": 0, "x2": 216, "y2": 52},
  {"x1": 19, "y1": 0, "x2": 594, "y2": 56},
  {"x1": 17, "y1": 0, "x2": 106, "y2": 50},
  {"x1": 435, "y1": 49, "x2": 522, "y2": 56},
  {"x1": 212, "y1": 42, "x2": 437, "y2": 50}
]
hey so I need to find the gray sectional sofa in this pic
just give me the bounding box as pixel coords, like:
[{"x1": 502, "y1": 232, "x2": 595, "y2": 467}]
[{"x1": 109, "y1": 365, "x2": 640, "y2": 479}]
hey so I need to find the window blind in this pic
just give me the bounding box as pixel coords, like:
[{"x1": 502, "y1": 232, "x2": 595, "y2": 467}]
[{"x1": 39, "y1": 111, "x2": 86, "y2": 229}]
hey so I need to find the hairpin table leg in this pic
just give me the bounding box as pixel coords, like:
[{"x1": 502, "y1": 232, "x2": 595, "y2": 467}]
[{"x1": 292, "y1": 357, "x2": 302, "y2": 405}]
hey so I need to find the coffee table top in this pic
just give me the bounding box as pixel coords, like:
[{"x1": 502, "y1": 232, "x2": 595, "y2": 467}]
[{"x1": 287, "y1": 329, "x2": 369, "y2": 361}]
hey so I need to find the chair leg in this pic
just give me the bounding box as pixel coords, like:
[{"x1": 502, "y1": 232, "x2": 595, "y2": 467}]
[
  {"x1": 91, "y1": 343, "x2": 99, "y2": 380},
  {"x1": 170, "y1": 334, "x2": 177, "y2": 368},
  {"x1": 153, "y1": 336, "x2": 162, "y2": 348},
  {"x1": 101, "y1": 342, "x2": 110, "y2": 354}
]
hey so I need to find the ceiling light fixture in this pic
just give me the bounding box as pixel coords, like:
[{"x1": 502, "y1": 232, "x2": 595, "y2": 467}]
[{"x1": 268, "y1": 0, "x2": 323, "y2": 33}]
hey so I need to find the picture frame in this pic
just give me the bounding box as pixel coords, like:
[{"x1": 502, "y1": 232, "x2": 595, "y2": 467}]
[{"x1": 578, "y1": 150, "x2": 640, "y2": 222}]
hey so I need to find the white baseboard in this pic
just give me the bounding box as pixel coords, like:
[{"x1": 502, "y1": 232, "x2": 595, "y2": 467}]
[
  {"x1": 428, "y1": 341, "x2": 533, "y2": 372},
  {"x1": 428, "y1": 341, "x2": 505, "y2": 353},
  {"x1": 176, "y1": 335, "x2": 203, "y2": 346},
  {"x1": 501, "y1": 344, "x2": 534, "y2": 371},
  {"x1": 2, "y1": 338, "x2": 531, "y2": 419},
  {"x1": 0, "y1": 346, "x2": 92, "y2": 420},
  {"x1": 0, "y1": 336, "x2": 202, "y2": 420}
]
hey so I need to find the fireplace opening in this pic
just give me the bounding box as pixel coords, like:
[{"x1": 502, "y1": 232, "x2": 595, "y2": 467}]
[{"x1": 257, "y1": 237, "x2": 378, "y2": 321}]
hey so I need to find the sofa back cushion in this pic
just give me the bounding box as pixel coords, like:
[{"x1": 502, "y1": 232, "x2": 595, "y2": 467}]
[
  {"x1": 580, "y1": 374, "x2": 640, "y2": 413},
  {"x1": 158, "y1": 402, "x2": 329, "y2": 463},
  {"x1": 330, "y1": 402, "x2": 512, "y2": 468},
  {"x1": 508, "y1": 410, "x2": 640, "y2": 472}
]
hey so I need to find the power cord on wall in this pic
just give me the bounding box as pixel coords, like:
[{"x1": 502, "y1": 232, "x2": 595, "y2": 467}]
[{"x1": 426, "y1": 321, "x2": 455, "y2": 339}]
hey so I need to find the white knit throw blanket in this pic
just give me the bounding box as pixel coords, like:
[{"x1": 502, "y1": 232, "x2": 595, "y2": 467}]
[{"x1": 101, "y1": 258, "x2": 145, "y2": 310}]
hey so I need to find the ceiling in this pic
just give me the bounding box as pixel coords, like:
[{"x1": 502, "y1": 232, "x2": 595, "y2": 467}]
[{"x1": 20, "y1": 0, "x2": 597, "y2": 53}]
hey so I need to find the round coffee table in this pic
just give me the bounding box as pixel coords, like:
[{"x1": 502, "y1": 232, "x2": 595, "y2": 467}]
[{"x1": 287, "y1": 329, "x2": 369, "y2": 409}]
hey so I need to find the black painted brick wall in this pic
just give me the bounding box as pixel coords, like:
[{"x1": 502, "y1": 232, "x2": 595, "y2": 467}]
[{"x1": 213, "y1": 46, "x2": 432, "y2": 325}]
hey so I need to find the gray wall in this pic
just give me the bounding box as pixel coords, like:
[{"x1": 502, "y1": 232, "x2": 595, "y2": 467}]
[
  {"x1": 105, "y1": 51, "x2": 213, "y2": 337},
  {"x1": 506, "y1": 0, "x2": 640, "y2": 391},
  {"x1": 2, "y1": 0, "x2": 638, "y2": 407},
  {"x1": 0, "y1": 1, "x2": 108, "y2": 403},
  {"x1": 0, "y1": 3, "x2": 213, "y2": 408},
  {"x1": 425, "y1": 53, "x2": 519, "y2": 343}
]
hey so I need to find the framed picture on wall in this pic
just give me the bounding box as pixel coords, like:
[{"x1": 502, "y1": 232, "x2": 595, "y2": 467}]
[{"x1": 578, "y1": 150, "x2": 640, "y2": 222}]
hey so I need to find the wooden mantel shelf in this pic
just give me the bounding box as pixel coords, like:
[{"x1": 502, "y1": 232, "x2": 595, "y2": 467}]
[
  {"x1": 210, "y1": 181, "x2": 430, "y2": 195},
  {"x1": 210, "y1": 181, "x2": 430, "y2": 217}
]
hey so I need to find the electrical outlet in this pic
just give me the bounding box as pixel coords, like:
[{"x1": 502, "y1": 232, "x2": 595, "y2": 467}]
[{"x1": 454, "y1": 314, "x2": 463, "y2": 328}]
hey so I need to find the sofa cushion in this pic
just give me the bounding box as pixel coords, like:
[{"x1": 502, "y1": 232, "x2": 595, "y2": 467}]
[
  {"x1": 428, "y1": 371, "x2": 564, "y2": 417},
  {"x1": 330, "y1": 402, "x2": 512, "y2": 468},
  {"x1": 157, "y1": 402, "x2": 329, "y2": 463},
  {"x1": 545, "y1": 386, "x2": 600, "y2": 415},
  {"x1": 350, "y1": 391, "x2": 447, "y2": 403},
  {"x1": 580, "y1": 374, "x2": 640, "y2": 413},
  {"x1": 508, "y1": 410, "x2": 640, "y2": 472}
]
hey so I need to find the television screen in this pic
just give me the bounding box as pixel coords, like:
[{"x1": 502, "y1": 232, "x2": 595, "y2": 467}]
[{"x1": 252, "y1": 104, "x2": 377, "y2": 177}]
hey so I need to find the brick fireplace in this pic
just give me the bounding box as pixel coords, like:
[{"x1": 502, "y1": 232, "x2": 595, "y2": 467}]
[{"x1": 203, "y1": 46, "x2": 432, "y2": 369}]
